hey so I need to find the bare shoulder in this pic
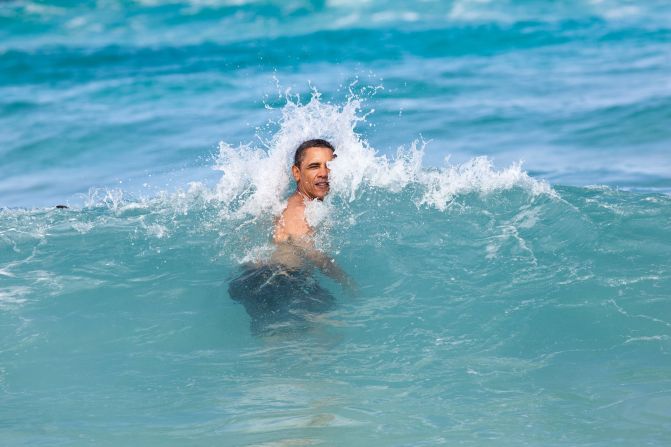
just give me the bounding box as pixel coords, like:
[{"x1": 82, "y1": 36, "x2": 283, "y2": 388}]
[{"x1": 273, "y1": 194, "x2": 311, "y2": 243}]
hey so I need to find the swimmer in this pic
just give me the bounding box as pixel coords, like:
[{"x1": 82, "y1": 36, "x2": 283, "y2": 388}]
[
  {"x1": 229, "y1": 139, "x2": 355, "y2": 335},
  {"x1": 271, "y1": 139, "x2": 356, "y2": 293}
]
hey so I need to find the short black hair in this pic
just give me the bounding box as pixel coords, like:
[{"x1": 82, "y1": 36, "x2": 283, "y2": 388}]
[{"x1": 293, "y1": 139, "x2": 335, "y2": 167}]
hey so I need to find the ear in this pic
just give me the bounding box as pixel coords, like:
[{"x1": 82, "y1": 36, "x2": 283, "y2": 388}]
[{"x1": 291, "y1": 164, "x2": 301, "y2": 183}]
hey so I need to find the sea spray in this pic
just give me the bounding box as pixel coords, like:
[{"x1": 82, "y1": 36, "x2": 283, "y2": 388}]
[
  {"x1": 208, "y1": 92, "x2": 555, "y2": 261},
  {"x1": 215, "y1": 93, "x2": 553, "y2": 216}
]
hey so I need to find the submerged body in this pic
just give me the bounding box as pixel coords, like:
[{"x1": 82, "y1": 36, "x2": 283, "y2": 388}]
[{"x1": 228, "y1": 263, "x2": 335, "y2": 335}]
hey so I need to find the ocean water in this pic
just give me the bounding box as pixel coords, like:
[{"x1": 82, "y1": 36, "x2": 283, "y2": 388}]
[{"x1": 1, "y1": 1, "x2": 671, "y2": 445}]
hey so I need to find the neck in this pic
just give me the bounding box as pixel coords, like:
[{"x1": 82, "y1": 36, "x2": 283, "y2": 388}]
[{"x1": 296, "y1": 189, "x2": 311, "y2": 201}]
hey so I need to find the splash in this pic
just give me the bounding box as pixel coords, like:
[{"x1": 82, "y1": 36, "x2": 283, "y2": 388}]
[{"x1": 212, "y1": 91, "x2": 553, "y2": 219}]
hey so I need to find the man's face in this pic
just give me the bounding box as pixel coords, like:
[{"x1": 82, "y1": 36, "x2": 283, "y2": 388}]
[{"x1": 292, "y1": 146, "x2": 335, "y2": 200}]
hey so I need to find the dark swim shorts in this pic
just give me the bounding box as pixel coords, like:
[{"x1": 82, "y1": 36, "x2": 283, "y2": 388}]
[{"x1": 228, "y1": 265, "x2": 335, "y2": 335}]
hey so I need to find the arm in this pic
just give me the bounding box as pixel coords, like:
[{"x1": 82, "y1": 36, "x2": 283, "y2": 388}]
[{"x1": 293, "y1": 238, "x2": 354, "y2": 287}]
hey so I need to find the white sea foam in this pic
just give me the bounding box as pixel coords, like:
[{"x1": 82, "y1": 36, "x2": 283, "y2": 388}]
[
  {"x1": 448, "y1": 0, "x2": 511, "y2": 23},
  {"x1": 0, "y1": 286, "x2": 30, "y2": 310},
  {"x1": 212, "y1": 92, "x2": 554, "y2": 219}
]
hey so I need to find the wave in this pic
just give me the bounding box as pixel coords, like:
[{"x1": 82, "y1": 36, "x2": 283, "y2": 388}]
[
  {"x1": 0, "y1": 25, "x2": 584, "y2": 84},
  {"x1": 0, "y1": 92, "x2": 556, "y2": 270},
  {"x1": 4, "y1": 92, "x2": 669, "y2": 277}
]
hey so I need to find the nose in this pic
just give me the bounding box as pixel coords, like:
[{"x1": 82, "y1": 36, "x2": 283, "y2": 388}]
[{"x1": 318, "y1": 164, "x2": 329, "y2": 177}]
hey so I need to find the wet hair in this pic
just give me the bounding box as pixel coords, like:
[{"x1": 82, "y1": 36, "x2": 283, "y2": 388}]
[{"x1": 293, "y1": 139, "x2": 335, "y2": 167}]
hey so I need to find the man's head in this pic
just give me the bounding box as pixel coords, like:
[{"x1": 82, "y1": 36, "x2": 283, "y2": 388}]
[{"x1": 292, "y1": 139, "x2": 336, "y2": 200}]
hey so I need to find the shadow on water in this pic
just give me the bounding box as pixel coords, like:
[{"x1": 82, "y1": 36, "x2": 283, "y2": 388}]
[{"x1": 228, "y1": 264, "x2": 336, "y2": 337}]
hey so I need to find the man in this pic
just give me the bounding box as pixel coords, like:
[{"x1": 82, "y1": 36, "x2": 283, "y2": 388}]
[{"x1": 228, "y1": 139, "x2": 355, "y2": 335}]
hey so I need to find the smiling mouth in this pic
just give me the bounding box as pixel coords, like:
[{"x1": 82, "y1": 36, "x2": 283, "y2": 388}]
[{"x1": 315, "y1": 181, "x2": 330, "y2": 189}]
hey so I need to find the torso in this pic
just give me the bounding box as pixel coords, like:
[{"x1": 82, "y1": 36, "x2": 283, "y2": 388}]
[{"x1": 271, "y1": 192, "x2": 313, "y2": 271}]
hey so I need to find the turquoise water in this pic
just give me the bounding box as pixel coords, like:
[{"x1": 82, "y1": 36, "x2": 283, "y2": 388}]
[{"x1": 2, "y1": 1, "x2": 671, "y2": 445}]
